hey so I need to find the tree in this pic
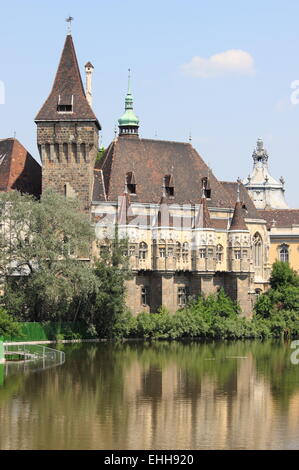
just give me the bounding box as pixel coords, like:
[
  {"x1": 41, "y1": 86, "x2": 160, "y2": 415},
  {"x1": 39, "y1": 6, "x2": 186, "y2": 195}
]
[
  {"x1": 254, "y1": 262, "x2": 299, "y2": 336},
  {"x1": 269, "y1": 261, "x2": 299, "y2": 290},
  {"x1": 0, "y1": 190, "x2": 98, "y2": 322},
  {"x1": 0, "y1": 308, "x2": 22, "y2": 338},
  {"x1": 89, "y1": 233, "x2": 132, "y2": 338}
]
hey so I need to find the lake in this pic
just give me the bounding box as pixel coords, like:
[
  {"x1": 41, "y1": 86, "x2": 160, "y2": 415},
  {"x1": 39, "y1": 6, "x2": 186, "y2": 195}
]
[{"x1": 0, "y1": 340, "x2": 299, "y2": 450}]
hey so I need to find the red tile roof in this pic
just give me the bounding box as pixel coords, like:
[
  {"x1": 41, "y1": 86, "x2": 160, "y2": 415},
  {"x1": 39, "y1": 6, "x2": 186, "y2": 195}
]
[
  {"x1": 259, "y1": 209, "x2": 299, "y2": 229},
  {"x1": 0, "y1": 138, "x2": 41, "y2": 197}
]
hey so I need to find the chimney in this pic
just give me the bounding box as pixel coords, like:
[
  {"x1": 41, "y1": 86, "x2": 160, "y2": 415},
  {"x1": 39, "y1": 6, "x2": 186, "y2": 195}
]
[{"x1": 85, "y1": 61, "x2": 94, "y2": 108}]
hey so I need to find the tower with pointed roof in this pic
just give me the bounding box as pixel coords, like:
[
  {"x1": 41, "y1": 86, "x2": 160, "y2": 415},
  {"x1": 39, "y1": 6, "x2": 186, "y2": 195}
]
[
  {"x1": 35, "y1": 32, "x2": 101, "y2": 211},
  {"x1": 118, "y1": 70, "x2": 139, "y2": 137}
]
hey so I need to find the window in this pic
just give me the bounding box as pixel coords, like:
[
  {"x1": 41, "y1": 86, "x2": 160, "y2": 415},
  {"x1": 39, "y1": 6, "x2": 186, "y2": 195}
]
[
  {"x1": 216, "y1": 244, "x2": 223, "y2": 263},
  {"x1": 199, "y1": 248, "x2": 206, "y2": 259},
  {"x1": 176, "y1": 242, "x2": 181, "y2": 258},
  {"x1": 279, "y1": 244, "x2": 289, "y2": 262},
  {"x1": 243, "y1": 250, "x2": 248, "y2": 259},
  {"x1": 164, "y1": 175, "x2": 174, "y2": 197},
  {"x1": 126, "y1": 172, "x2": 136, "y2": 194},
  {"x1": 159, "y1": 247, "x2": 166, "y2": 258},
  {"x1": 129, "y1": 245, "x2": 136, "y2": 257},
  {"x1": 178, "y1": 287, "x2": 189, "y2": 307},
  {"x1": 139, "y1": 242, "x2": 148, "y2": 259},
  {"x1": 141, "y1": 286, "x2": 150, "y2": 306},
  {"x1": 121, "y1": 246, "x2": 128, "y2": 257},
  {"x1": 57, "y1": 104, "x2": 72, "y2": 112},
  {"x1": 201, "y1": 177, "x2": 211, "y2": 199},
  {"x1": 234, "y1": 249, "x2": 241, "y2": 260},
  {"x1": 167, "y1": 247, "x2": 174, "y2": 257},
  {"x1": 208, "y1": 248, "x2": 213, "y2": 258},
  {"x1": 253, "y1": 233, "x2": 263, "y2": 267},
  {"x1": 166, "y1": 186, "x2": 174, "y2": 197}
]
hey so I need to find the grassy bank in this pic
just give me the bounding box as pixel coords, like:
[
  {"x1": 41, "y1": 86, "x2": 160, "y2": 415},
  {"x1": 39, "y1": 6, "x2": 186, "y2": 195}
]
[{"x1": 2, "y1": 322, "x2": 92, "y2": 343}]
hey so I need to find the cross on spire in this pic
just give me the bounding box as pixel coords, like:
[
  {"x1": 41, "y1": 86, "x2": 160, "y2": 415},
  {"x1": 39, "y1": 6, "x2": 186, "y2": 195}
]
[{"x1": 66, "y1": 16, "x2": 74, "y2": 35}]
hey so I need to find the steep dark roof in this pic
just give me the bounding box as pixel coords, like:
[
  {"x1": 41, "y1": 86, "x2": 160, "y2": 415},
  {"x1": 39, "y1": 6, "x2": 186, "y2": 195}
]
[
  {"x1": 0, "y1": 138, "x2": 41, "y2": 197},
  {"x1": 230, "y1": 201, "x2": 248, "y2": 231},
  {"x1": 35, "y1": 35, "x2": 100, "y2": 128},
  {"x1": 221, "y1": 181, "x2": 260, "y2": 219},
  {"x1": 259, "y1": 209, "x2": 299, "y2": 229},
  {"x1": 98, "y1": 137, "x2": 234, "y2": 206}
]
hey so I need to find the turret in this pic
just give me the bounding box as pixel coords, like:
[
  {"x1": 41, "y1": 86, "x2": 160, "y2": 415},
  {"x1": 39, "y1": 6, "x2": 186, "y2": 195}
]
[
  {"x1": 85, "y1": 61, "x2": 94, "y2": 108},
  {"x1": 118, "y1": 69, "x2": 139, "y2": 137}
]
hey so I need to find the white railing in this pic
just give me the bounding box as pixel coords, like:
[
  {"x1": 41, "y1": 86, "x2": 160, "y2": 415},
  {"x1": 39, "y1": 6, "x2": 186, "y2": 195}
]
[{"x1": 3, "y1": 343, "x2": 65, "y2": 367}]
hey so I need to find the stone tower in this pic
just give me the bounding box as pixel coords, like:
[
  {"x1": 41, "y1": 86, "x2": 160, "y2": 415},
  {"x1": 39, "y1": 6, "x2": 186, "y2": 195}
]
[
  {"x1": 35, "y1": 33, "x2": 101, "y2": 211},
  {"x1": 243, "y1": 138, "x2": 288, "y2": 210}
]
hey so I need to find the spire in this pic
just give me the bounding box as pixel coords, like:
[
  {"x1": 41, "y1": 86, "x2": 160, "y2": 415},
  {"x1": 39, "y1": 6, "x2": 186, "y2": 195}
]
[
  {"x1": 194, "y1": 195, "x2": 212, "y2": 229},
  {"x1": 35, "y1": 34, "x2": 100, "y2": 128},
  {"x1": 118, "y1": 69, "x2": 139, "y2": 137},
  {"x1": 229, "y1": 184, "x2": 248, "y2": 231}
]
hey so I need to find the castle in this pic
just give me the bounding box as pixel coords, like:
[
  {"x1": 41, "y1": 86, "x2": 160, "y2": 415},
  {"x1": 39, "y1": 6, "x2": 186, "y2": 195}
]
[{"x1": 2, "y1": 32, "x2": 299, "y2": 316}]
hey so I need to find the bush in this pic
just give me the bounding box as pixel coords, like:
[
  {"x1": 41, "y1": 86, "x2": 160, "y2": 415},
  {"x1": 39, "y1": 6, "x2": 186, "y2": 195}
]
[{"x1": 0, "y1": 308, "x2": 23, "y2": 339}]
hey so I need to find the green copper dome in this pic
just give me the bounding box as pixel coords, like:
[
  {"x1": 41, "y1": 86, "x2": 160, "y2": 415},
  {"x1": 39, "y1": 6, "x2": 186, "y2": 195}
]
[{"x1": 118, "y1": 70, "x2": 139, "y2": 131}]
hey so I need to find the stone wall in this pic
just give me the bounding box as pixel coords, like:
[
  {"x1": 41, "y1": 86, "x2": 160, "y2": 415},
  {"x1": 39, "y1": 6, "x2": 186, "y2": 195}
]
[{"x1": 37, "y1": 121, "x2": 99, "y2": 210}]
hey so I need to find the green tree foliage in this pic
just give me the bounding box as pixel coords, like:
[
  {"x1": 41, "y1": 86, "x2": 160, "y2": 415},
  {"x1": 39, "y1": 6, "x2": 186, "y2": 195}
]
[
  {"x1": 90, "y1": 235, "x2": 131, "y2": 338},
  {"x1": 254, "y1": 261, "x2": 299, "y2": 336},
  {"x1": 0, "y1": 190, "x2": 98, "y2": 322},
  {"x1": 0, "y1": 307, "x2": 22, "y2": 338}
]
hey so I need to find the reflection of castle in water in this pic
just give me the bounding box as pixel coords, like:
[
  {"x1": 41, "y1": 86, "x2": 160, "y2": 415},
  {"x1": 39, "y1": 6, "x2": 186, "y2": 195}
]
[
  {"x1": 0, "y1": 343, "x2": 299, "y2": 450},
  {"x1": 122, "y1": 354, "x2": 276, "y2": 449}
]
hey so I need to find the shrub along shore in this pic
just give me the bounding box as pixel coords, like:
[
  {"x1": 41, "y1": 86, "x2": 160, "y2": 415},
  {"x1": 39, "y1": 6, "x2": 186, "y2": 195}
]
[{"x1": 1, "y1": 260, "x2": 299, "y2": 342}]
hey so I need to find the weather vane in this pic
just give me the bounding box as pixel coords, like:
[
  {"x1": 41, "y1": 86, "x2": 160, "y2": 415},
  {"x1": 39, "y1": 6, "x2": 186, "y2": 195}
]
[{"x1": 66, "y1": 16, "x2": 74, "y2": 35}]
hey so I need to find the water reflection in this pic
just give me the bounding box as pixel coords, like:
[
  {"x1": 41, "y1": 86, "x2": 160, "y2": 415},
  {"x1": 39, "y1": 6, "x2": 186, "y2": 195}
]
[{"x1": 0, "y1": 340, "x2": 299, "y2": 449}]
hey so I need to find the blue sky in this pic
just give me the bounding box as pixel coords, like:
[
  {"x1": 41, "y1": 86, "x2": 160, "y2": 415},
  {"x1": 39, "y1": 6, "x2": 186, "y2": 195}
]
[{"x1": 1, "y1": 0, "x2": 299, "y2": 206}]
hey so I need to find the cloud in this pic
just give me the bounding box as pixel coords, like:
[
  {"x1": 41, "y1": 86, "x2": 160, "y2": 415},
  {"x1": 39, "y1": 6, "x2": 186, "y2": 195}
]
[{"x1": 181, "y1": 49, "x2": 255, "y2": 78}]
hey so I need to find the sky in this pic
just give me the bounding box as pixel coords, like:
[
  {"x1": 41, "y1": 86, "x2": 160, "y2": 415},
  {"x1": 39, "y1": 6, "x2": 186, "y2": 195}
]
[{"x1": 1, "y1": 0, "x2": 299, "y2": 206}]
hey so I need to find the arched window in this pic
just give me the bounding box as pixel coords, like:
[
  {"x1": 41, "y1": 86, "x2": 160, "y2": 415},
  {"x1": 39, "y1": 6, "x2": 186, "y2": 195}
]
[
  {"x1": 279, "y1": 244, "x2": 289, "y2": 262},
  {"x1": 253, "y1": 233, "x2": 263, "y2": 267},
  {"x1": 139, "y1": 242, "x2": 148, "y2": 259},
  {"x1": 216, "y1": 244, "x2": 223, "y2": 263}
]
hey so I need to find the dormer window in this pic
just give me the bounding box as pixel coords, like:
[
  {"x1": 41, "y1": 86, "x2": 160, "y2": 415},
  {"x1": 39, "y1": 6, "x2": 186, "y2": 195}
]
[
  {"x1": 57, "y1": 104, "x2": 72, "y2": 112},
  {"x1": 164, "y1": 174, "x2": 174, "y2": 198},
  {"x1": 57, "y1": 94, "x2": 73, "y2": 113},
  {"x1": 201, "y1": 177, "x2": 211, "y2": 199},
  {"x1": 126, "y1": 171, "x2": 136, "y2": 195}
]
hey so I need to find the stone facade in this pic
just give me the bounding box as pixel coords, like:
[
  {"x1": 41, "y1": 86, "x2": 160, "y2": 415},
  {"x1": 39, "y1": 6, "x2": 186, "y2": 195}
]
[
  {"x1": 35, "y1": 32, "x2": 272, "y2": 318},
  {"x1": 93, "y1": 198, "x2": 270, "y2": 317},
  {"x1": 37, "y1": 121, "x2": 98, "y2": 210}
]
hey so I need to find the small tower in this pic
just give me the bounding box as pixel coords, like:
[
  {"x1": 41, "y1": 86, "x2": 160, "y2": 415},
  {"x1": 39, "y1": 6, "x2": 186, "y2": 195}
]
[
  {"x1": 243, "y1": 138, "x2": 288, "y2": 209},
  {"x1": 35, "y1": 33, "x2": 101, "y2": 211},
  {"x1": 85, "y1": 62, "x2": 94, "y2": 108},
  {"x1": 118, "y1": 69, "x2": 139, "y2": 137}
]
